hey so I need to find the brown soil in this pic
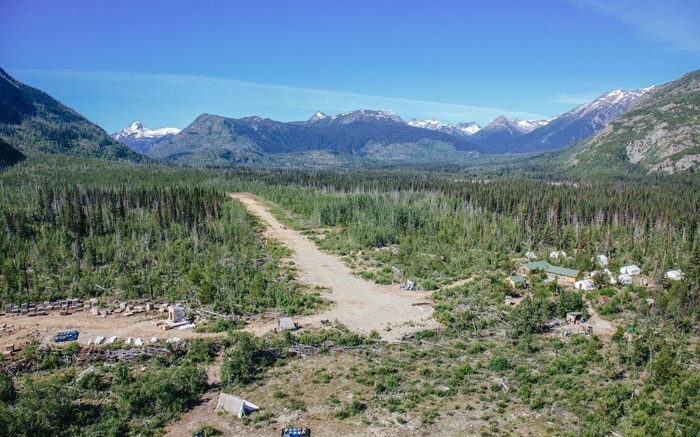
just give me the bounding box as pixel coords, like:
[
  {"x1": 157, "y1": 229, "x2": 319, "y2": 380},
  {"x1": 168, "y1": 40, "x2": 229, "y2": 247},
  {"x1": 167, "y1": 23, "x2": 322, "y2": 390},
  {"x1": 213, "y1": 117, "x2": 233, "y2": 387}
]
[
  {"x1": 229, "y1": 192, "x2": 437, "y2": 341},
  {"x1": 0, "y1": 311, "x2": 220, "y2": 349}
]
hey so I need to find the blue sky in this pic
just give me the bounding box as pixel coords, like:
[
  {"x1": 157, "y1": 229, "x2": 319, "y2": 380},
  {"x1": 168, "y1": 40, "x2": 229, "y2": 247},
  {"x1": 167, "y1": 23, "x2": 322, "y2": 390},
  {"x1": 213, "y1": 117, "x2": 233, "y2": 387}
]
[{"x1": 2, "y1": 0, "x2": 699, "y2": 132}]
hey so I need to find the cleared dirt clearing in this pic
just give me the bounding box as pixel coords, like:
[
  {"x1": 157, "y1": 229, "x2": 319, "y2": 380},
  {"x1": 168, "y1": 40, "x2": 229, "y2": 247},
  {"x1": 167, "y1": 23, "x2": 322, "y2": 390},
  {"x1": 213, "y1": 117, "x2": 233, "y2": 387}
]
[{"x1": 229, "y1": 192, "x2": 437, "y2": 341}]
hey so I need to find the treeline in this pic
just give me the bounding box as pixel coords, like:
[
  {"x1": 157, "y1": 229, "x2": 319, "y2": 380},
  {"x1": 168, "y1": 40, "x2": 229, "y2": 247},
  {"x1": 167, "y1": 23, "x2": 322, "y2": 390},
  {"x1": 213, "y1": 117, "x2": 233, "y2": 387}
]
[
  {"x1": 0, "y1": 181, "x2": 319, "y2": 315},
  {"x1": 226, "y1": 174, "x2": 699, "y2": 284}
]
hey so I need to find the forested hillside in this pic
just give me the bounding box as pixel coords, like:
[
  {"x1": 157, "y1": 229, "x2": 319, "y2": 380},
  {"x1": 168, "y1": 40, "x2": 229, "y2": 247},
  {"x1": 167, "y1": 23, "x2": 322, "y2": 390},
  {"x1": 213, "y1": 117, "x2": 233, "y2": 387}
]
[{"x1": 0, "y1": 68, "x2": 144, "y2": 162}]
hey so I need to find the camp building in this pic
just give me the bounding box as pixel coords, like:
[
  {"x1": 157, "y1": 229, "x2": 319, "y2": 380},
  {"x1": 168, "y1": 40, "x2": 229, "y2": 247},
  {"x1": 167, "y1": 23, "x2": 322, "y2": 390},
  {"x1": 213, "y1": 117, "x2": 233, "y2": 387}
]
[{"x1": 519, "y1": 260, "x2": 579, "y2": 286}]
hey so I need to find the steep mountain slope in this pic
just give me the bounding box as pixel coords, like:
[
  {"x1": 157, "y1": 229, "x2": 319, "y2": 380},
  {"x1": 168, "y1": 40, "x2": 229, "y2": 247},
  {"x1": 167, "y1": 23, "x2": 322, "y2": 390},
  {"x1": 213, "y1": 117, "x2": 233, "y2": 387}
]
[
  {"x1": 466, "y1": 89, "x2": 651, "y2": 154},
  {"x1": 0, "y1": 67, "x2": 144, "y2": 161},
  {"x1": 407, "y1": 119, "x2": 481, "y2": 136},
  {"x1": 0, "y1": 137, "x2": 25, "y2": 168},
  {"x1": 112, "y1": 121, "x2": 181, "y2": 153},
  {"x1": 515, "y1": 88, "x2": 653, "y2": 153},
  {"x1": 565, "y1": 70, "x2": 700, "y2": 174},
  {"x1": 149, "y1": 110, "x2": 480, "y2": 166}
]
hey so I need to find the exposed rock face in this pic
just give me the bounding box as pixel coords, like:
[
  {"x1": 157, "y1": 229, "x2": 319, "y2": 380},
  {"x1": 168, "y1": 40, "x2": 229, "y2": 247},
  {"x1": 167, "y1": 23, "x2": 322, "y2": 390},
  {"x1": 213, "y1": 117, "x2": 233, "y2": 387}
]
[{"x1": 566, "y1": 70, "x2": 700, "y2": 174}]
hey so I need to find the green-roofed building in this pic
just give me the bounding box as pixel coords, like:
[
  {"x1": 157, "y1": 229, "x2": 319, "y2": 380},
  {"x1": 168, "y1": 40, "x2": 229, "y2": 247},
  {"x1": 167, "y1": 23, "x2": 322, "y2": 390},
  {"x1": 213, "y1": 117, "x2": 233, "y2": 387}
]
[
  {"x1": 506, "y1": 274, "x2": 526, "y2": 288},
  {"x1": 519, "y1": 260, "x2": 579, "y2": 286}
]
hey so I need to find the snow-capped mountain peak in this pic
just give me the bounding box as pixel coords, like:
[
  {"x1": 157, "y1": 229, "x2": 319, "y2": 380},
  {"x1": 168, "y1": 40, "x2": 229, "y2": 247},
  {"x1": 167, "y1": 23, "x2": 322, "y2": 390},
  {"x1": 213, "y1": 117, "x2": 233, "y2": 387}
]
[
  {"x1": 307, "y1": 111, "x2": 329, "y2": 122},
  {"x1": 112, "y1": 121, "x2": 181, "y2": 154},
  {"x1": 305, "y1": 109, "x2": 404, "y2": 125},
  {"x1": 482, "y1": 116, "x2": 550, "y2": 135},
  {"x1": 114, "y1": 121, "x2": 181, "y2": 140},
  {"x1": 514, "y1": 118, "x2": 551, "y2": 133},
  {"x1": 408, "y1": 119, "x2": 447, "y2": 129},
  {"x1": 569, "y1": 87, "x2": 653, "y2": 118},
  {"x1": 407, "y1": 119, "x2": 481, "y2": 136},
  {"x1": 333, "y1": 109, "x2": 405, "y2": 124}
]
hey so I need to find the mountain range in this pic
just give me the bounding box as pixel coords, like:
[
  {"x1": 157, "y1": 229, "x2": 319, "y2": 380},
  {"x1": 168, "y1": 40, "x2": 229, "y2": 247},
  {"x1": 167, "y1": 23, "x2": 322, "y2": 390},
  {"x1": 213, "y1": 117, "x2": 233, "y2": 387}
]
[
  {"x1": 1, "y1": 65, "x2": 698, "y2": 174},
  {"x1": 0, "y1": 67, "x2": 143, "y2": 162},
  {"x1": 118, "y1": 86, "x2": 653, "y2": 165},
  {"x1": 144, "y1": 110, "x2": 479, "y2": 166}
]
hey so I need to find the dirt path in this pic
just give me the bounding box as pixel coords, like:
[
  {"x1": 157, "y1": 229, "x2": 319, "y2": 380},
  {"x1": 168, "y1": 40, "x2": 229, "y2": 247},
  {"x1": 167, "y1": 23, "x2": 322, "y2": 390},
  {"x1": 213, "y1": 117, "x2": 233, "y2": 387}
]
[{"x1": 229, "y1": 193, "x2": 437, "y2": 341}]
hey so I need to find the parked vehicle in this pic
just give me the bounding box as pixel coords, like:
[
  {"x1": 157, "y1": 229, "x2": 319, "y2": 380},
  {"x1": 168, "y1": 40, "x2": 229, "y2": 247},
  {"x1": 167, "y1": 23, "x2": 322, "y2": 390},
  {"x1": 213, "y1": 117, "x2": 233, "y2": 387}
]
[
  {"x1": 281, "y1": 427, "x2": 311, "y2": 437},
  {"x1": 54, "y1": 330, "x2": 79, "y2": 342}
]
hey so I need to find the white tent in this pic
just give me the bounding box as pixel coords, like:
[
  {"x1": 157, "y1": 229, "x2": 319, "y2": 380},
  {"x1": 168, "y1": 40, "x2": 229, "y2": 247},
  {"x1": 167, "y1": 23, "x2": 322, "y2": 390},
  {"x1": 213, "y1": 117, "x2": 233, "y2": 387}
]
[
  {"x1": 216, "y1": 393, "x2": 260, "y2": 418},
  {"x1": 665, "y1": 269, "x2": 684, "y2": 281},
  {"x1": 574, "y1": 279, "x2": 597, "y2": 291},
  {"x1": 618, "y1": 274, "x2": 633, "y2": 285},
  {"x1": 620, "y1": 265, "x2": 641, "y2": 276}
]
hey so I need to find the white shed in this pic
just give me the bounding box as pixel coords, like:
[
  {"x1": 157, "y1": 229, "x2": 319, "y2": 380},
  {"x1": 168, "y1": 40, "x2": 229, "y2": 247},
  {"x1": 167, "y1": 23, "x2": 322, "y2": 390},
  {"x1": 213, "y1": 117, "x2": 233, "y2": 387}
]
[
  {"x1": 575, "y1": 279, "x2": 597, "y2": 291},
  {"x1": 525, "y1": 251, "x2": 537, "y2": 261},
  {"x1": 618, "y1": 274, "x2": 633, "y2": 285},
  {"x1": 215, "y1": 393, "x2": 259, "y2": 418},
  {"x1": 620, "y1": 265, "x2": 641, "y2": 276},
  {"x1": 665, "y1": 270, "x2": 685, "y2": 281}
]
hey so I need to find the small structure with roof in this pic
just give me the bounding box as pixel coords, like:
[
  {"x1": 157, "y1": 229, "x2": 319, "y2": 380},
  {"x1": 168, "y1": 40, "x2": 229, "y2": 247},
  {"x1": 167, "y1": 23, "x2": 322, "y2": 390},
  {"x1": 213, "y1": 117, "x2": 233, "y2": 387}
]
[
  {"x1": 574, "y1": 279, "x2": 597, "y2": 291},
  {"x1": 618, "y1": 274, "x2": 633, "y2": 285},
  {"x1": 519, "y1": 260, "x2": 579, "y2": 286},
  {"x1": 665, "y1": 269, "x2": 684, "y2": 281},
  {"x1": 525, "y1": 251, "x2": 537, "y2": 261},
  {"x1": 620, "y1": 265, "x2": 641, "y2": 276},
  {"x1": 167, "y1": 306, "x2": 185, "y2": 323},
  {"x1": 277, "y1": 317, "x2": 299, "y2": 331},
  {"x1": 215, "y1": 393, "x2": 260, "y2": 418},
  {"x1": 566, "y1": 312, "x2": 583, "y2": 324},
  {"x1": 506, "y1": 274, "x2": 525, "y2": 288}
]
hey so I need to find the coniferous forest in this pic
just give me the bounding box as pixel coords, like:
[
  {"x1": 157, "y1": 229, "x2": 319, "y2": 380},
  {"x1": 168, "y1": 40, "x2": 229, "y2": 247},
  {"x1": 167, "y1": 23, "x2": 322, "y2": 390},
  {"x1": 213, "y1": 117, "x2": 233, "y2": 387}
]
[{"x1": 0, "y1": 156, "x2": 698, "y2": 436}]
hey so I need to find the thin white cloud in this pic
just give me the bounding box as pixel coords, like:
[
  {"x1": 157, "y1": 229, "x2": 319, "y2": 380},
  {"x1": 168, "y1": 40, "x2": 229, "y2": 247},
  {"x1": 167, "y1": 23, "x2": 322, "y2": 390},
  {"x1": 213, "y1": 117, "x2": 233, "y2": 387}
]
[
  {"x1": 12, "y1": 68, "x2": 547, "y2": 126},
  {"x1": 569, "y1": 0, "x2": 700, "y2": 52}
]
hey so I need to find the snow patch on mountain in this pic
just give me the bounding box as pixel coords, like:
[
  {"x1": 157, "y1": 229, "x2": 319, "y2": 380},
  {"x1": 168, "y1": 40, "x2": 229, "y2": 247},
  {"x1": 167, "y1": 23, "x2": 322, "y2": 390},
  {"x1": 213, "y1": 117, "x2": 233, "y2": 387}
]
[
  {"x1": 481, "y1": 116, "x2": 551, "y2": 135},
  {"x1": 113, "y1": 121, "x2": 181, "y2": 140},
  {"x1": 568, "y1": 87, "x2": 653, "y2": 119},
  {"x1": 408, "y1": 119, "x2": 481, "y2": 136}
]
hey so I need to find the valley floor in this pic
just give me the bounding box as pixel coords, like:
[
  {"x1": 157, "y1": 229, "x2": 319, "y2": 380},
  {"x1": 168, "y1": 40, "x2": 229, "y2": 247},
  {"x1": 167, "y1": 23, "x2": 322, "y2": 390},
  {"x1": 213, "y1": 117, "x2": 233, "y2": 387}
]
[{"x1": 229, "y1": 192, "x2": 437, "y2": 341}]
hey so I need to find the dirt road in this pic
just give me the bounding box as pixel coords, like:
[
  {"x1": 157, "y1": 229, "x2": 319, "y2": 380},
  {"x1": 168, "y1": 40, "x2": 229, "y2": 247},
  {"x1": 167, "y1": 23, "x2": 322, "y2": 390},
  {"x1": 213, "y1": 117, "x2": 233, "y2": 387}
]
[{"x1": 229, "y1": 193, "x2": 437, "y2": 341}]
